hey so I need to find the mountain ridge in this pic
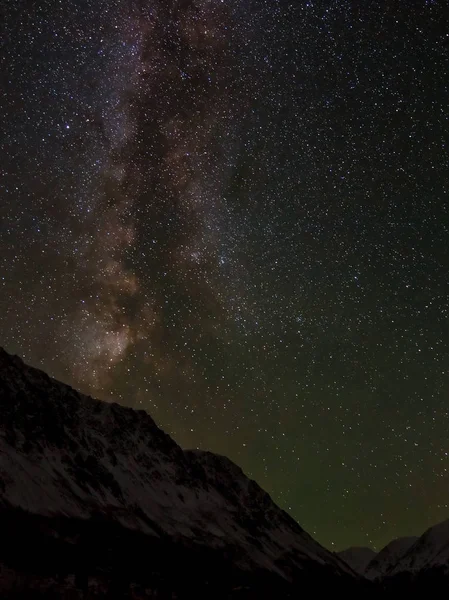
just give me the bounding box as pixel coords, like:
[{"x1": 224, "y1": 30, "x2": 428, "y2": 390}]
[
  {"x1": 0, "y1": 347, "x2": 359, "y2": 597},
  {"x1": 338, "y1": 520, "x2": 449, "y2": 589},
  {"x1": 336, "y1": 546, "x2": 376, "y2": 575}
]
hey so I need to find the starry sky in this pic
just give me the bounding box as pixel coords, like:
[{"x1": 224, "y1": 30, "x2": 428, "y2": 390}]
[{"x1": 1, "y1": 0, "x2": 449, "y2": 551}]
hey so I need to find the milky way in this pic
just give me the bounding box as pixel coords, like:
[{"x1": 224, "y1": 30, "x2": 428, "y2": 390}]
[
  {"x1": 2, "y1": 0, "x2": 449, "y2": 550},
  {"x1": 65, "y1": 1, "x2": 259, "y2": 391}
]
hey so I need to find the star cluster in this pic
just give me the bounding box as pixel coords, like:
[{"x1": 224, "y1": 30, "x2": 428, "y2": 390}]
[{"x1": 1, "y1": 0, "x2": 448, "y2": 550}]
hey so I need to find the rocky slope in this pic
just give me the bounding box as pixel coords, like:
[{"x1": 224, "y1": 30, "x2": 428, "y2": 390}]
[
  {"x1": 0, "y1": 348, "x2": 360, "y2": 598},
  {"x1": 389, "y1": 519, "x2": 449, "y2": 576},
  {"x1": 381, "y1": 520, "x2": 449, "y2": 591},
  {"x1": 338, "y1": 521, "x2": 449, "y2": 591},
  {"x1": 364, "y1": 536, "x2": 418, "y2": 580}
]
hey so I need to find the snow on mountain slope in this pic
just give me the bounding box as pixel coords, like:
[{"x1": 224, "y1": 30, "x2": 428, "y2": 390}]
[
  {"x1": 389, "y1": 519, "x2": 449, "y2": 575},
  {"x1": 0, "y1": 347, "x2": 355, "y2": 594},
  {"x1": 364, "y1": 536, "x2": 418, "y2": 579},
  {"x1": 336, "y1": 546, "x2": 376, "y2": 575},
  {"x1": 338, "y1": 521, "x2": 449, "y2": 584}
]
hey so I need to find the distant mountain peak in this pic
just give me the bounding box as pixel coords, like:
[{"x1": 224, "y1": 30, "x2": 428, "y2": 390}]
[
  {"x1": 339, "y1": 520, "x2": 449, "y2": 589},
  {"x1": 389, "y1": 520, "x2": 449, "y2": 577},
  {"x1": 364, "y1": 536, "x2": 419, "y2": 579},
  {"x1": 336, "y1": 546, "x2": 376, "y2": 574}
]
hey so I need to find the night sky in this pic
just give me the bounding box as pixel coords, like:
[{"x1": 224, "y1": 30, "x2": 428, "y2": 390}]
[{"x1": 2, "y1": 0, "x2": 448, "y2": 551}]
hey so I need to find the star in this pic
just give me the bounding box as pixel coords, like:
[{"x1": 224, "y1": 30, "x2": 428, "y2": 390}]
[{"x1": 1, "y1": 0, "x2": 448, "y2": 551}]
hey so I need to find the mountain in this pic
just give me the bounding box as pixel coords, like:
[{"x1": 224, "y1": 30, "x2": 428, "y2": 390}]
[
  {"x1": 390, "y1": 519, "x2": 449, "y2": 575},
  {"x1": 336, "y1": 546, "x2": 376, "y2": 575},
  {"x1": 364, "y1": 536, "x2": 418, "y2": 580},
  {"x1": 381, "y1": 520, "x2": 449, "y2": 591},
  {"x1": 0, "y1": 348, "x2": 361, "y2": 598},
  {"x1": 339, "y1": 521, "x2": 449, "y2": 591}
]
